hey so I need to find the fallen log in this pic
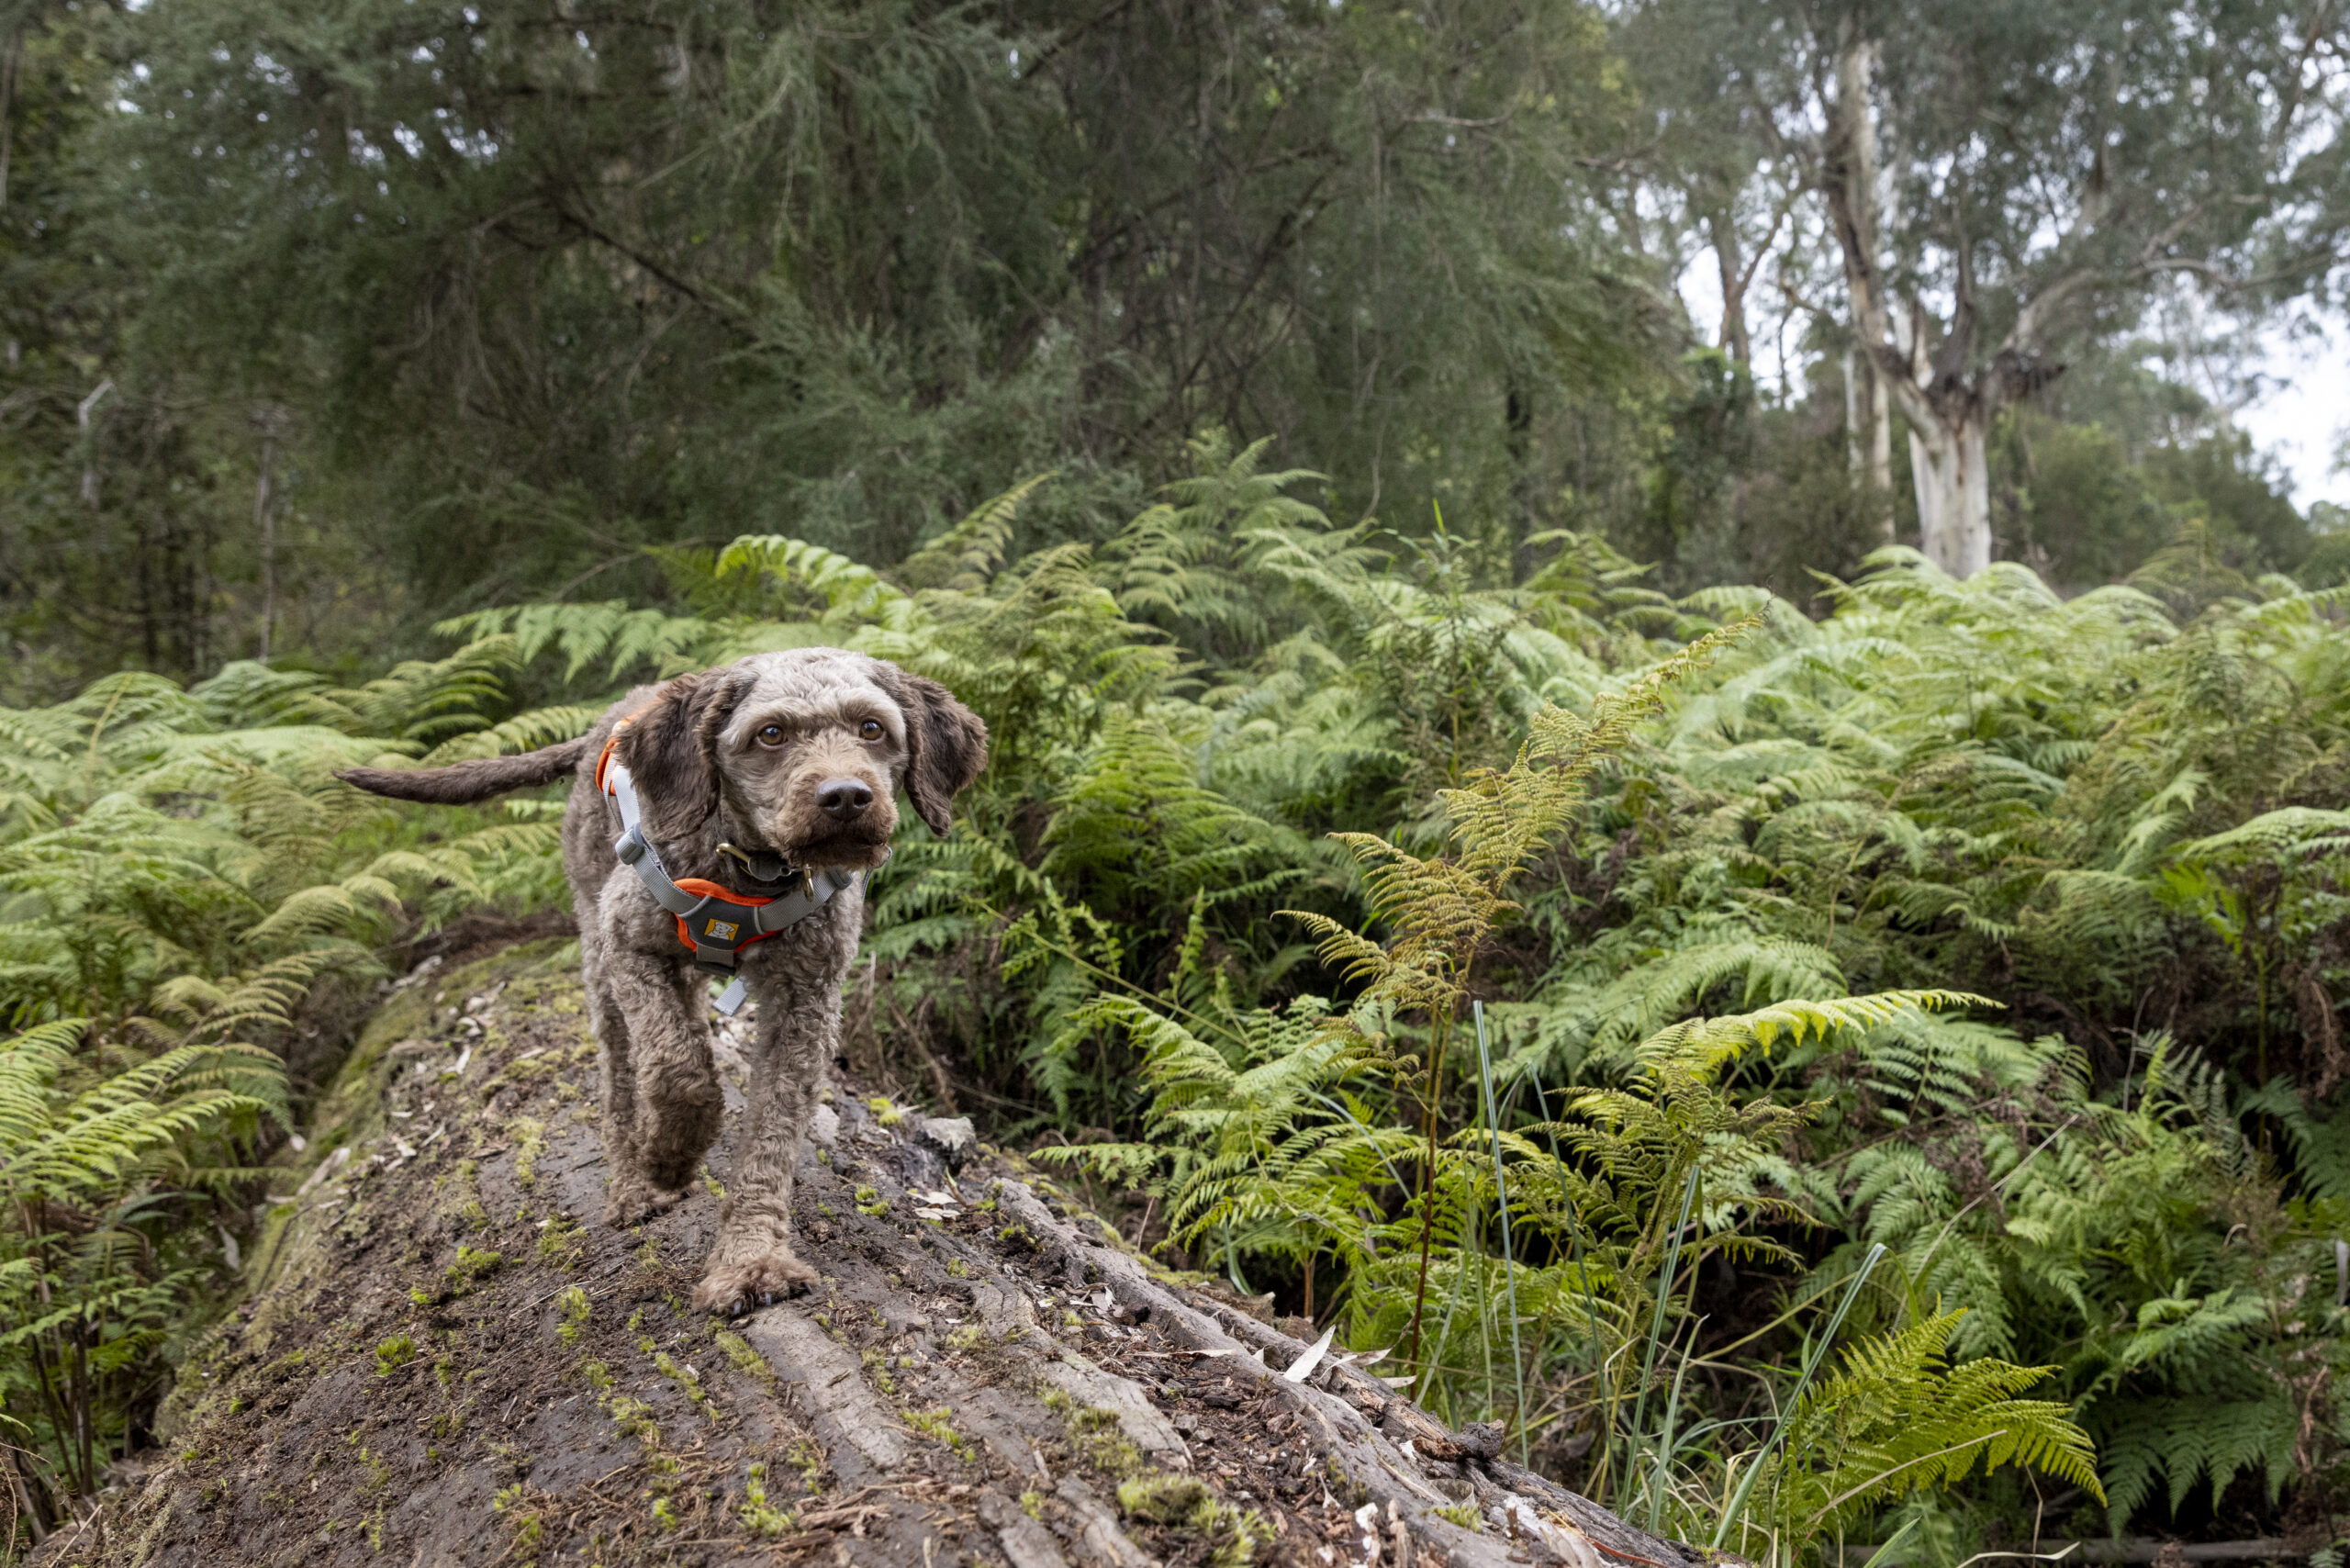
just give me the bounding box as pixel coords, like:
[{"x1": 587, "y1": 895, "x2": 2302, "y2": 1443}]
[{"x1": 35, "y1": 939, "x2": 1730, "y2": 1568}]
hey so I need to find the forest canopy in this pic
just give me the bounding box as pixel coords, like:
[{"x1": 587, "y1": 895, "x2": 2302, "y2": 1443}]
[
  {"x1": 9, "y1": 1, "x2": 2350, "y2": 1563},
  {"x1": 4, "y1": 0, "x2": 2345, "y2": 691}
]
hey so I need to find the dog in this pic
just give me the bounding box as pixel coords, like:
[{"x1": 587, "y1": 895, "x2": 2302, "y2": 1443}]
[{"x1": 338, "y1": 650, "x2": 987, "y2": 1314}]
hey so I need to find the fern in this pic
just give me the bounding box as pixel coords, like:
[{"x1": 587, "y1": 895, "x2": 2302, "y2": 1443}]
[
  {"x1": 31, "y1": 461, "x2": 2350, "y2": 1547},
  {"x1": 1757, "y1": 1311, "x2": 2101, "y2": 1547},
  {"x1": 0, "y1": 1019, "x2": 280, "y2": 1500}
]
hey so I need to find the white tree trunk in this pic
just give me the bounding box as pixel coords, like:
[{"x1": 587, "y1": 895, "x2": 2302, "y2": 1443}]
[{"x1": 1909, "y1": 414, "x2": 1993, "y2": 577}]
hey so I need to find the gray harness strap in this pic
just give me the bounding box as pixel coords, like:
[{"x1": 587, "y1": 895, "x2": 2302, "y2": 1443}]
[{"x1": 601, "y1": 756, "x2": 856, "y2": 1016}]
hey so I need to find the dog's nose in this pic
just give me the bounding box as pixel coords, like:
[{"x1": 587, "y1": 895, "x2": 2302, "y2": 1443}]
[{"x1": 817, "y1": 778, "x2": 874, "y2": 820}]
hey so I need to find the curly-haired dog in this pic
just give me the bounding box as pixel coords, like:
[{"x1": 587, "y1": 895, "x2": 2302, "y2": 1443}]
[{"x1": 338, "y1": 651, "x2": 987, "y2": 1314}]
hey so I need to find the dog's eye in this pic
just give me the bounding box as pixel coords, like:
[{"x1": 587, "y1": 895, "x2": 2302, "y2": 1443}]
[
  {"x1": 859, "y1": 720, "x2": 884, "y2": 742},
  {"x1": 755, "y1": 724, "x2": 785, "y2": 748}
]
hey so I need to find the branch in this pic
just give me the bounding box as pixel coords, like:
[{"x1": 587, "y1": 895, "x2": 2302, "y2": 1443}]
[
  {"x1": 552, "y1": 200, "x2": 745, "y2": 329},
  {"x1": 1408, "y1": 111, "x2": 1509, "y2": 130},
  {"x1": 1732, "y1": 189, "x2": 1797, "y2": 306}
]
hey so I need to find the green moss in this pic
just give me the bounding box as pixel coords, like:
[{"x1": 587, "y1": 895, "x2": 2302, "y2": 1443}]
[
  {"x1": 1117, "y1": 1473, "x2": 1210, "y2": 1522},
  {"x1": 653, "y1": 1350, "x2": 713, "y2": 1416},
  {"x1": 739, "y1": 1461, "x2": 797, "y2": 1538},
  {"x1": 556, "y1": 1285, "x2": 591, "y2": 1343},
  {"x1": 1041, "y1": 1383, "x2": 1143, "y2": 1476},
  {"x1": 510, "y1": 1117, "x2": 546, "y2": 1188},
  {"x1": 491, "y1": 1484, "x2": 544, "y2": 1555},
  {"x1": 787, "y1": 1436, "x2": 826, "y2": 1492},
  {"x1": 1431, "y1": 1502, "x2": 1482, "y2": 1530},
  {"x1": 714, "y1": 1329, "x2": 773, "y2": 1384},
  {"x1": 1117, "y1": 1473, "x2": 1267, "y2": 1567},
  {"x1": 902, "y1": 1406, "x2": 974, "y2": 1460},
  {"x1": 538, "y1": 1215, "x2": 584, "y2": 1269},
  {"x1": 867, "y1": 1096, "x2": 905, "y2": 1127},
  {"x1": 373, "y1": 1334, "x2": 417, "y2": 1377},
  {"x1": 442, "y1": 1245, "x2": 504, "y2": 1297}
]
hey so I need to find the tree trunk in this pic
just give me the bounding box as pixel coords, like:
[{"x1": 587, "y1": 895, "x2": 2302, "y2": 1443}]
[
  {"x1": 1711, "y1": 209, "x2": 1751, "y2": 365},
  {"x1": 253, "y1": 426, "x2": 278, "y2": 663},
  {"x1": 46, "y1": 940, "x2": 1730, "y2": 1568},
  {"x1": 1908, "y1": 412, "x2": 1993, "y2": 577}
]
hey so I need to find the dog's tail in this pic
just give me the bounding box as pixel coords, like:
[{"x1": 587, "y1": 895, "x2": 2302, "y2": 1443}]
[{"x1": 337, "y1": 737, "x2": 590, "y2": 806}]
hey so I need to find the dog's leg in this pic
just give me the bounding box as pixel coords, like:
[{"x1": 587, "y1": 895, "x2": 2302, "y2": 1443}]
[
  {"x1": 585, "y1": 930, "x2": 654, "y2": 1227},
  {"x1": 689, "y1": 935, "x2": 845, "y2": 1313},
  {"x1": 576, "y1": 891, "x2": 645, "y2": 1226},
  {"x1": 597, "y1": 943, "x2": 723, "y2": 1226}
]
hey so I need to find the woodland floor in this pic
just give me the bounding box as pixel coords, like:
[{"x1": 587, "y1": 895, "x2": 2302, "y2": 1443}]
[{"x1": 30, "y1": 940, "x2": 1714, "y2": 1568}]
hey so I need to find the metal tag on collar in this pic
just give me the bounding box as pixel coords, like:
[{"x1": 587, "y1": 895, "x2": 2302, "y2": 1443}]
[
  {"x1": 715, "y1": 977, "x2": 749, "y2": 1016},
  {"x1": 718, "y1": 841, "x2": 792, "y2": 884}
]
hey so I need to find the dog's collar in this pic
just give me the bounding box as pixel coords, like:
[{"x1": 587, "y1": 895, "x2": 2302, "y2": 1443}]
[
  {"x1": 718, "y1": 840, "x2": 793, "y2": 885},
  {"x1": 595, "y1": 720, "x2": 859, "y2": 1016}
]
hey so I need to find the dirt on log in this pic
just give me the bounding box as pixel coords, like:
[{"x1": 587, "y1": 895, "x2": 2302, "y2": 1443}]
[{"x1": 35, "y1": 940, "x2": 1729, "y2": 1568}]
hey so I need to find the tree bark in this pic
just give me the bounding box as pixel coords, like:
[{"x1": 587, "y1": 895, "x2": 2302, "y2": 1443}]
[
  {"x1": 1709, "y1": 207, "x2": 1752, "y2": 365},
  {"x1": 253, "y1": 422, "x2": 278, "y2": 663},
  {"x1": 1908, "y1": 412, "x2": 1992, "y2": 577},
  {"x1": 1825, "y1": 31, "x2": 2004, "y2": 577}
]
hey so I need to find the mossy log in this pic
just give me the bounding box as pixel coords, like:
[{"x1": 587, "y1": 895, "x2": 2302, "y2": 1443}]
[{"x1": 35, "y1": 941, "x2": 1730, "y2": 1568}]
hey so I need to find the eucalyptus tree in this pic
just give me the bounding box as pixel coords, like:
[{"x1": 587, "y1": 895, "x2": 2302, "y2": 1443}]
[{"x1": 1636, "y1": 0, "x2": 2350, "y2": 577}]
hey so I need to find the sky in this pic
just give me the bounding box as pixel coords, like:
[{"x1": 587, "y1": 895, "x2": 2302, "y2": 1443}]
[{"x1": 2237, "y1": 319, "x2": 2350, "y2": 512}]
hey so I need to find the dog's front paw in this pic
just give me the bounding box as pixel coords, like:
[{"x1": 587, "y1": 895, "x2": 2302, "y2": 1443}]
[
  {"x1": 603, "y1": 1175, "x2": 688, "y2": 1228},
  {"x1": 692, "y1": 1249, "x2": 819, "y2": 1316}
]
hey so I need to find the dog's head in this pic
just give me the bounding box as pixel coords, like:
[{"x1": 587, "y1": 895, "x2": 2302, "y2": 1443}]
[{"x1": 615, "y1": 650, "x2": 988, "y2": 870}]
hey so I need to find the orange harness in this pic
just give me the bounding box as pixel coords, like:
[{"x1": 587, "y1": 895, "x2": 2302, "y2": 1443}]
[{"x1": 595, "y1": 720, "x2": 856, "y2": 1014}]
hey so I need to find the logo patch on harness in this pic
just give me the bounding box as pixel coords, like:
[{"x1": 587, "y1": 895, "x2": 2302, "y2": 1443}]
[{"x1": 702, "y1": 918, "x2": 742, "y2": 941}]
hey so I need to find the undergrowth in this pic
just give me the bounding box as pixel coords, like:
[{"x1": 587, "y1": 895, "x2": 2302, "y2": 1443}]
[{"x1": 11, "y1": 441, "x2": 2350, "y2": 1560}]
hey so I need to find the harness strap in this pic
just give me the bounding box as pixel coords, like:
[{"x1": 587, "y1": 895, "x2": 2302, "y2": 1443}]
[{"x1": 596, "y1": 721, "x2": 856, "y2": 1016}]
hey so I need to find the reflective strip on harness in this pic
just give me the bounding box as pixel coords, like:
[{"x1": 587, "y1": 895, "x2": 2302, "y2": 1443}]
[{"x1": 595, "y1": 722, "x2": 855, "y2": 1014}]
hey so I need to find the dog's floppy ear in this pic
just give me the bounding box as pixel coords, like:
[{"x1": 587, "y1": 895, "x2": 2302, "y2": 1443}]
[
  {"x1": 878, "y1": 666, "x2": 989, "y2": 838},
  {"x1": 616, "y1": 666, "x2": 754, "y2": 841}
]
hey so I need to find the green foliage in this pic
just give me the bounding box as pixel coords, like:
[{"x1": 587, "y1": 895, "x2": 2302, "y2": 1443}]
[
  {"x1": 1046, "y1": 597, "x2": 2095, "y2": 1555},
  {"x1": 1760, "y1": 1311, "x2": 2102, "y2": 1545},
  {"x1": 0, "y1": 1019, "x2": 277, "y2": 1503},
  {"x1": 0, "y1": 637, "x2": 588, "y2": 1536},
  {"x1": 12, "y1": 416, "x2": 2350, "y2": 1556}
]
